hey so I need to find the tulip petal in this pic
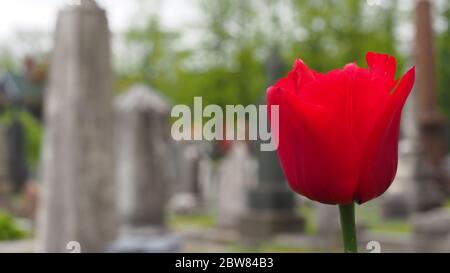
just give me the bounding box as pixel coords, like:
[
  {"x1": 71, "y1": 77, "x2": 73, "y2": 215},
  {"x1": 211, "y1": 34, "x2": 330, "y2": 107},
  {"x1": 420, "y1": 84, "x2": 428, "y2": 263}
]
[
  {"x1": 292, "y1": 59, "x2": 321, "y2": 91},
  {"x1": 356, "y1": 67, "x2": 415, "y2": 203},
  {"x1": 366, "y1": 52, "x2": 397, "y2": 91},
  {"x1": 269, "y1": 54, "x2": 414, "y2": 205},
  {"x1": 297, "y1": 54, "x2": 403, "y2": 151},
  {"x1": 267, "y1": 86, "x2": 359, "y2": 204}
]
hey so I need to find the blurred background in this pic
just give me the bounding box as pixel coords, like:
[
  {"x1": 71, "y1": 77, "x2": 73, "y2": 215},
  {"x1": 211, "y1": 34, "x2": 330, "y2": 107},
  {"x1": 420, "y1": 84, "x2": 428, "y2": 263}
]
[{"x1": 0, "y1": 0, "x2": 448, "y2": 253}]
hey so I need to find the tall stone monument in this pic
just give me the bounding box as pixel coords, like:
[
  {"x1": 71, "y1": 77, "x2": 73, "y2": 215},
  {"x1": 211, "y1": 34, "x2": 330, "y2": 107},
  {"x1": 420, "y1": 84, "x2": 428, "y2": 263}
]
[
  {"x1": 412, "y1": 0, "x2": 450, "y2": 252},
  {"x1": 414, "y1": 0, "x2": 448, "y2": 212},
  {"x1": 37, "y1": 0, "x2": 117, "y2": 252}
]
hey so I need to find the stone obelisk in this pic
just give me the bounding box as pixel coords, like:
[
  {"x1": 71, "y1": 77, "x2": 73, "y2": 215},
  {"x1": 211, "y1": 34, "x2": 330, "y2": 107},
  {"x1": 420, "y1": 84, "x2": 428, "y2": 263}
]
[
  {"x1": 414, "y1": 0, "x2": 448, "y2": 212},
  {"x1": 37, "y1": 0, "x2": 117, "y2": 252}
]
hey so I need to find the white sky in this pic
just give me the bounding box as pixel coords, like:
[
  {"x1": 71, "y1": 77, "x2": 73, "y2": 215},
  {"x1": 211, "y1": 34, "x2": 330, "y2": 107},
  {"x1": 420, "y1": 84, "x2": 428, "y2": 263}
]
[{"x1": 0, "y1": 0, "x2": 197, "y2": 40}]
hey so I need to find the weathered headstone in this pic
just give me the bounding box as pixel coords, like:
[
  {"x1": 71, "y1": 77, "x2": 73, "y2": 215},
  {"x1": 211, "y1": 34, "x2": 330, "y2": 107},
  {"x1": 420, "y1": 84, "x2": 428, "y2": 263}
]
[
  {"x1": 217, "y1": 141, "x2": 256, "y2": 228},
  {"x1": 171, "y1": 142, "x2": 210, "y2": 214},
  {"x1": 37, "y1": 0, "x2": 117, "y2": 252},
  {"x1": 110, "y1": 84, "x2": 179, "y2": 253},
  {"x1": 115, "y1": 84, "x2": 172, "y2": 228}
]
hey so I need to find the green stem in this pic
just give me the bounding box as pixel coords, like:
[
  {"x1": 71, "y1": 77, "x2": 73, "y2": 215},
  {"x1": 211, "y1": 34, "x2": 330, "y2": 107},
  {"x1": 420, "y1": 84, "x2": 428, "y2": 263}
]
[{"x1": 339, "y1": 202, "x2": 358, "y2": 253}]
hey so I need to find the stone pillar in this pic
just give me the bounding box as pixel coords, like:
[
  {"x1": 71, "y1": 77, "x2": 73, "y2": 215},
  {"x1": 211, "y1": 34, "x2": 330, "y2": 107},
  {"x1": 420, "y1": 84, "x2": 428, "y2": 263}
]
[
  {"x1": 110, "y1": 84, "x2": 179, "y2": 252},
  {"x1": 37, "y1": 0, "x2": 117, "y2": 252},
  {"x1": 412, "y1": 0, "x2": 450, "y2": 252},
  {"x1": 414, "y1": 0, "x2": 448, "y2": 212},
  {"x1": 171, "y1": 142, "x2": 210, "y2": 214},
  {"x1": 239, "y1": 48, "x2": 303, "y2": 244}
]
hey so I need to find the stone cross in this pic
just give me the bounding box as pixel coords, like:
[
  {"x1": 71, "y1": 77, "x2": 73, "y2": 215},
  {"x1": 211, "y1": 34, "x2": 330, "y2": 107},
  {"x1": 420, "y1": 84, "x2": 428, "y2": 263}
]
[{"x1": 37, "y1": 0, "x2": 117, "y2": 252}]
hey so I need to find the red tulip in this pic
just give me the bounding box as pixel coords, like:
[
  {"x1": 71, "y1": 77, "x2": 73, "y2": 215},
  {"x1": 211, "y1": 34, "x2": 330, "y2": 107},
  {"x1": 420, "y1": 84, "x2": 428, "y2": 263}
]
[{"x1": 267, "y1": 52, "x2": 415, "y2": 205}]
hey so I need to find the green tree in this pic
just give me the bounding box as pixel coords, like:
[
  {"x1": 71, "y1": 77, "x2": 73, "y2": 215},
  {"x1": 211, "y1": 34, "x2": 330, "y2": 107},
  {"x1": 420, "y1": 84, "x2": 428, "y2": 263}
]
[
  {"x1": 290, "y1": 0, "x2": 402, "y2": 72},
  {"x1": 437, "y1": 1, "x2": 450, "y2": 117},
  {"x1": 118, "y1": 0, "x2": 406, "y2": 108}
]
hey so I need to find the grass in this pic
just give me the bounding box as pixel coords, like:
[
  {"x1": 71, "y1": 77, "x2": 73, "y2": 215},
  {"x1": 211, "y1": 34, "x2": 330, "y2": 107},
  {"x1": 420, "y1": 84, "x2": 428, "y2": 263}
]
[
  {"x1": 228, "y1": 241, "x2": 312, "y2": 253},
  {"x1": 445, "y1": 199, "x2": 450, "y2": 208},
  {"x1": 0, "y1": 210, "x2": 28, "y2": 241},
  {"x1": 167, "y1": 198, "x2": 422, "y2": 253},
  {"x1": 372, "y1": 221, "x2": 412, "y2": 233},
  {"x1": 296, "y1": 203, "x2": 317, "y2": 235},
  {"x1": 168, "y1": 213, "x2": 215, "y2": 229},
  {"x1": 356, "y1": 201, "x2": 412, "y2": 233}
]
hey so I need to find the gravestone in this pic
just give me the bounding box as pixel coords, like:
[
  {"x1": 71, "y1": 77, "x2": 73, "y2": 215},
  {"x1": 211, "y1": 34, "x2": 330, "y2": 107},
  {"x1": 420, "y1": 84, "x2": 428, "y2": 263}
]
[
  {"x1": 110, "y1": 84, "x2": 179, "y2": 253},
  {"x1": 37, "y1": 0, "x2": 117, "y2": 252},
  {"x1": 239, "y1": 48, "x2": 303, "y2": 244},
  {"x1": 171, "y1": 142, "x2": 210, "y2": 214},
  {"x1": 217, "y1": 141, "x2": 256, "y2": 228},
  {"x1": 315, "y1": 204, "x2": 341, "y2": 249}
]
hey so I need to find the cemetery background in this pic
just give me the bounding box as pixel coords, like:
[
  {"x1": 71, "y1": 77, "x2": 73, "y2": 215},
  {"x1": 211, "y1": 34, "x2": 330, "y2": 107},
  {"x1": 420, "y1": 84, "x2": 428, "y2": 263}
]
[{"x1": 0, "y1": 0, "x2": 448, "y2": 252}]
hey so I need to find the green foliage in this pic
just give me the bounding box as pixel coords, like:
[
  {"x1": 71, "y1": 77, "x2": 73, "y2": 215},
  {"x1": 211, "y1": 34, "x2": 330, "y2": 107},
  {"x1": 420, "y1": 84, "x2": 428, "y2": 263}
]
[
  {"x1": 117, "y1": 0, "x2": 405, "y2": 110},
  {"x1": 0, "y1": 210, "x2": 27, "y2": 241},
  {"x1": 437, "y1": 2, "x2": 450, "y2": 117},
  {"x1": 169, "y1": 213, "x2": 215, "y2": 229},
  {"x1": 0, "y1": 109, "x2": 42, "y2": 170},
  {"x1": 0, "y1": 47, "x2": 17, "y2": 73},
  {"x1": 356, "y1": 202, "x2": 411, "y2": 234},
  {"x1": 289, "y1": 0, "x2": 403, "y2": 73}
]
